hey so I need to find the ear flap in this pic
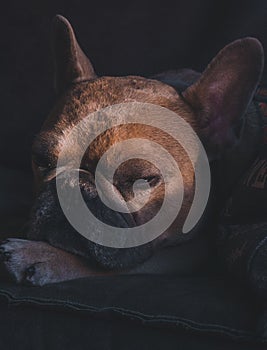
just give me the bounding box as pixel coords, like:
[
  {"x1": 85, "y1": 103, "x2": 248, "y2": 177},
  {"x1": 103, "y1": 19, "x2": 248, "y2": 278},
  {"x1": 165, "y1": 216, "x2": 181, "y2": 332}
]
[
  {"x1": 52, "y1": 15, "x2": 97, "y2": 95},
  {"x1": 182, "y1": 38, "x2": 264, "y2": 155}
]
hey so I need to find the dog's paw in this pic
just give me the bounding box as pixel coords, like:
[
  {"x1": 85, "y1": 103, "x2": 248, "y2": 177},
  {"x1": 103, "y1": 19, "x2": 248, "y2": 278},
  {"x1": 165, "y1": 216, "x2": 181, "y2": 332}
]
[{"x1": 0, "y1": 239, "x2": 92, "y2": 286}]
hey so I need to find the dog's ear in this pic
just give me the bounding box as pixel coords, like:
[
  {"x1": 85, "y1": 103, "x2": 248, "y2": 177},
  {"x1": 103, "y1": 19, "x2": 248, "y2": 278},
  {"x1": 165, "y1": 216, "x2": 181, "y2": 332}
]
[
  {"x1": 182, "y1": 38, "x2": 264, "y2": 156},
  {"x1": 52, "y1": 15, "x2": 97, "y2": 95}
]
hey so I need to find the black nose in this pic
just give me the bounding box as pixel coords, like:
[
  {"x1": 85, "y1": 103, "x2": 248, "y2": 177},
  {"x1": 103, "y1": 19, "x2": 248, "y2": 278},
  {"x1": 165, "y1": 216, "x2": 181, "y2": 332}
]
[{"x1": 56, "y1": 169, "x2": 137, "y2": 228}]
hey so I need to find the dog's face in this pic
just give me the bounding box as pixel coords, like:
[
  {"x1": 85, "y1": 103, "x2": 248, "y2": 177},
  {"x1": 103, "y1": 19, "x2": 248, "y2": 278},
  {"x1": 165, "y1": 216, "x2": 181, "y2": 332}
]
[{"x1": 28, "y1": 15, "x2": 263, "y2": 270}]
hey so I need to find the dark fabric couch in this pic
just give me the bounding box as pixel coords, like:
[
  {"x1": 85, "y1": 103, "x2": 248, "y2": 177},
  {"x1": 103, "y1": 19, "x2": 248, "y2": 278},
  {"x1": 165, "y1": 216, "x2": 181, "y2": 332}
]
[
  {"x1": 0, "y1": 167, "x2": 266, "y2": 349},
  {"x1": 0, "y1": 273, "x2": 266, "y2": 349}
]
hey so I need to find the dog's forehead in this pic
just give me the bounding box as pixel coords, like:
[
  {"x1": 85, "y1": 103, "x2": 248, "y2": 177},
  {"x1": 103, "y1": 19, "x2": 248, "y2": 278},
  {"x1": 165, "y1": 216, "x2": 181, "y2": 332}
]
[
  {"x1": 47, "y1": 75, "x2": 181, "y2": 126},
  {"x1": 88, "y1": 75, "x2": 179, "y2": 101},
  {"x1": 34, "y1": 75, "x2": 193, "y2": 164},
  {"x1": 72, "y1": 76, "x2": 180, "y2": 117}
]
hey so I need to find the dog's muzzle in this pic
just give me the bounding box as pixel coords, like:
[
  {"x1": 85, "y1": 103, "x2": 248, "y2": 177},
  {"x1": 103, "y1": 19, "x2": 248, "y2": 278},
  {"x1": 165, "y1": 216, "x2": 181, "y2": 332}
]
[{"x1": 28, "y1": 169, "x2": 154, "y2": 270}]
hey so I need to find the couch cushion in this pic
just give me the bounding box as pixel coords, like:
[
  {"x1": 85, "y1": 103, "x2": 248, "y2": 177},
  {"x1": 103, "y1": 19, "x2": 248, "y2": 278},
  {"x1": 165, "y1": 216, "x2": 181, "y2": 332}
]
[{"x1": 0, "y1": 273, "x2": 266, "y2": 348}]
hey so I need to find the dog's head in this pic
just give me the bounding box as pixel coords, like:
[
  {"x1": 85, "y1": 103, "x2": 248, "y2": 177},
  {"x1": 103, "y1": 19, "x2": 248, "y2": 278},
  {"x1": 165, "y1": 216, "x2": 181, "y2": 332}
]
[{"x1": 29, "y1": 15, "x2": 264, "y2": 270}]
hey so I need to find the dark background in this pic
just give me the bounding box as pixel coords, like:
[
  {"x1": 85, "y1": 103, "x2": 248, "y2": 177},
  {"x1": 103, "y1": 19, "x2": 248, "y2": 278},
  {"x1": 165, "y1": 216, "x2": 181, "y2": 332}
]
[{"x1": 1, "y1": 0, "x2": 267, "y2": 172}]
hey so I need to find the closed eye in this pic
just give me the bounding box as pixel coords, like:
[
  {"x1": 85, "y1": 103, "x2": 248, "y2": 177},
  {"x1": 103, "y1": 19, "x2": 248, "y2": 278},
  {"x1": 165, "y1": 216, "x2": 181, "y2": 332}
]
[
  {"x1": 32, "y1": 158, "x2": 54, "y2": 176},
  {"x1": 142, "y1": 175, "x2": 160, "y2": 186},
  {"x1": 123, "y1": 174, "x2": 161, "y2": 188}
]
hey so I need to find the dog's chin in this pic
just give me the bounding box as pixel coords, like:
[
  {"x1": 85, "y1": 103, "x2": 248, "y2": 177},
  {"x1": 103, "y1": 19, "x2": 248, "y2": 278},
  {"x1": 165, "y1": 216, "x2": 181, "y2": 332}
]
[
  {"x1": 31, "y1": 224, "x2": 154, "y2": 270},
  {"x1": 28, "y1": 181, "x2": 156, "y2": 270},
  {"x1": 85, "y1": 238, "x2": 154, "y2": 270},
  {"x1": 28, "y1": 205, "x2": 154, "y2": 271}
]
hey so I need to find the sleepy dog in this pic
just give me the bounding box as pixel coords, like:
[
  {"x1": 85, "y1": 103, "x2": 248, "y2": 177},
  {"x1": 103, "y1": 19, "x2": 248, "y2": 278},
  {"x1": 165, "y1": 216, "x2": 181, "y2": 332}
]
[{"x1": 0, "y1": 15, "x2": 264, "y2": 286}]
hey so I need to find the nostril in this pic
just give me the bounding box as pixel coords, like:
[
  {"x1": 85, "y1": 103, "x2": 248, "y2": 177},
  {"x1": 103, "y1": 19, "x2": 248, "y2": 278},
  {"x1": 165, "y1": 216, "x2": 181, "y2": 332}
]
[
  {"x1": 79, "y1": 170, "x2": 98, "y2": 198},
  {"x1": 25, "y1": 265, "x2": 36, "y2": 279},
  {"x1": 80, "y1": 182, "x2": 98, "y2": 199},
  {"x1": 0, "y1": 250, "x2": 11, "y2": 262}
]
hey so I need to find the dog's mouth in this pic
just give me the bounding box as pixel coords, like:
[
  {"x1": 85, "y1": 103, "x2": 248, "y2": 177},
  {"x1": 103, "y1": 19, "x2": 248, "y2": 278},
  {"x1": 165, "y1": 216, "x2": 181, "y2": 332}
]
[
  {"x1": 85, "y1": 239, "x2": 154, "y2": 270},
  {"x1": 27, "y1": 172, "x2": 157, "y2": 270},
  {"x1": 28, "y1": 208, "x2": 154, "y2": 270}
]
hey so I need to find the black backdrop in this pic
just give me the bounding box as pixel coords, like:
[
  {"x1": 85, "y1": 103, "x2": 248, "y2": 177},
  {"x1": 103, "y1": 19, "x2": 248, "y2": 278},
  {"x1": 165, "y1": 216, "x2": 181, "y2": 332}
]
[{"x1": 1, "y1": 0, "x2": 267, "y2": 171}]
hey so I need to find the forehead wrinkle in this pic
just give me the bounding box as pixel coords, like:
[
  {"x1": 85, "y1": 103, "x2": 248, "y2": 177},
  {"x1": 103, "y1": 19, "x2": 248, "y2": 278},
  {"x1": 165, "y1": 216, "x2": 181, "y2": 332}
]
[{"x1": 36, "y1": 75, "x2": 197, "y2": 168}]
